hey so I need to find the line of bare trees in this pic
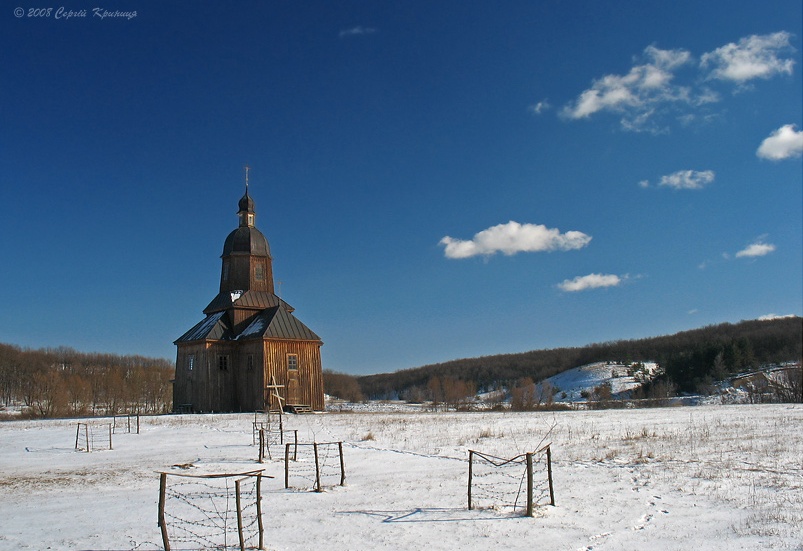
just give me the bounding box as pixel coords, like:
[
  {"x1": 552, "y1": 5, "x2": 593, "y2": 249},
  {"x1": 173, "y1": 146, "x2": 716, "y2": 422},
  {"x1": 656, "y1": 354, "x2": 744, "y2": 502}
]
[
  {"x1": 0, "y1": 343, "x2": 174, "y2": 418},
  {"x1": 357, "y1": 317, "x2": 802, "y2": 401}
]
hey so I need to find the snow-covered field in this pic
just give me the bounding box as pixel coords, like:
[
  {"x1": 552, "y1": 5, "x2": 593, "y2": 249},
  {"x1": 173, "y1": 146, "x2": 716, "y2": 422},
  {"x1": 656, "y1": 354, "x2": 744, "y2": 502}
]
[{"x1": 1, "y1": 404, "x2": 801, "y2": 550}]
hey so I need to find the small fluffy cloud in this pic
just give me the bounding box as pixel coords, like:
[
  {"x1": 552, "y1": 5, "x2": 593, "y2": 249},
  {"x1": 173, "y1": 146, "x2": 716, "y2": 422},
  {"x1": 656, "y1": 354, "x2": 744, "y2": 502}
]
[
  {"x1": 756, "y1": 124, "x2": 803, "y2": 160},
  {"x1": 562, "y1": 32, "x2": 795, "y2": 132},
  {"x1": 561, "y1": 45, "x2": 692, "y2": 130},
  {"x1": 339, "y1": 26, "x2": 377, "y2": 38},
  {"x1": 701, "y1": 32, "x2": 795, "y2": 82},
  {"x1": 529, "y1": 100, "x2": 551, "y2": 115},
  {"x1": 440, "y1": 221, "x2": 591, "y2": 259},
  {"x1": 735, "y1": 240, "x2": 776, "y2": 258},
  {"x1": 658, "y1": 169, "x2": 715, "y2": 190},
  {"x1": 558, "y1": 273, "x2": 623, "y2": 292}
]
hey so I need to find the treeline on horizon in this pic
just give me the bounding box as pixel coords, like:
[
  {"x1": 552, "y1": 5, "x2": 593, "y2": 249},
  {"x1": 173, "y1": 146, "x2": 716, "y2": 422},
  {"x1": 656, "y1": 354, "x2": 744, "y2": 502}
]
[
  {"x1": 0, "y1": 344, "x2": 174, "y2": 418},
  {"x1": 350, "y1": 317, "x2": 802, "y2": 402}
]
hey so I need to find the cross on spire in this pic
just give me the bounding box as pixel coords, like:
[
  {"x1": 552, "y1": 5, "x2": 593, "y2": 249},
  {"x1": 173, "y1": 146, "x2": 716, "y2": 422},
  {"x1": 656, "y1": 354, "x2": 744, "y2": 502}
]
[{"x1": 244, "y1": 164, "x2": 250, "y2": 193}]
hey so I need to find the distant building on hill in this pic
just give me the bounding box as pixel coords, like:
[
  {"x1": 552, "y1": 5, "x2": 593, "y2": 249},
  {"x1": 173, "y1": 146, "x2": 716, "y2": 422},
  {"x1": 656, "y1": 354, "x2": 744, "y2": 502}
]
[{"x1": 173, "y1": 176, "x2": 324, "y2": 413}]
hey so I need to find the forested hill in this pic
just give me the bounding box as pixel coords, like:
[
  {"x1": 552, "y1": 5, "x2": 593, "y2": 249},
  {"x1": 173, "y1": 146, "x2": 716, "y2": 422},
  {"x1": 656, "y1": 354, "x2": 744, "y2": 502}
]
[{"x1": 357, "y1": 317, "x2": 802, "y2": 400}]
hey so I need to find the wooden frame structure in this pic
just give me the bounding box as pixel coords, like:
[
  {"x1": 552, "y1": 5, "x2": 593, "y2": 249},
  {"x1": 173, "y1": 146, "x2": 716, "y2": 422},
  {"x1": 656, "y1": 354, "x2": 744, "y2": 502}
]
[
  {"x1": 467, "y1": 444, "x2": 554, "y2": 517},
  {"x1": 157, "y1": 469, "x2": 269, "y2": 551}
]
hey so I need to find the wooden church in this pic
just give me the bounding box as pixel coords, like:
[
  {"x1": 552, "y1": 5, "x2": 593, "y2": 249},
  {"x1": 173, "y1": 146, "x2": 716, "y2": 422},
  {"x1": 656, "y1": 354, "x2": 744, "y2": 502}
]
[{"x1": 173, "y1": 177, "x2": 324, "y2": 413}]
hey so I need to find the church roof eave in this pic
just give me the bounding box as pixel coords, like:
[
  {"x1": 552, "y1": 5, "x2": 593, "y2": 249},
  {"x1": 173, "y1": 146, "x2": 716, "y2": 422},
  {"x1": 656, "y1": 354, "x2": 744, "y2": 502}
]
[
  {"x1": 174, "y1": 311, "x2": 232, "y2": 343},
  {"x1": 203, "y1": 290, "x2": 294, "y2": 315},
  {"x1": 236, "y1": 306, "x2": 322, "y2": 342}
]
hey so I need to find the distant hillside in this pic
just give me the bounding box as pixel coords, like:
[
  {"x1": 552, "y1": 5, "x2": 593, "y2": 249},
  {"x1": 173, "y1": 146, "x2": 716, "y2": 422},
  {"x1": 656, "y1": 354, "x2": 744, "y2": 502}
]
[{"x1": 357, "y1": 317, "x2": 802, "y2": 400}]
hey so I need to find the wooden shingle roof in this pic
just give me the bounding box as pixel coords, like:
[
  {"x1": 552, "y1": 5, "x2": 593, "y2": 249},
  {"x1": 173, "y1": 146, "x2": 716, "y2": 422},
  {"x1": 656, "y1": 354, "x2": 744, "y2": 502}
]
[
  {"x1": 203, "y1": 290, "x2": 293, "y2": 315},
  {"x1": 175, "y1": 306, "x2": 321, "y2": 344},
  {"x1": 238, "y1": 306, "x2": 321, "y2": 342},
  {"x1": 174, "y1": 311, "x2": 231, "y2": 343}
]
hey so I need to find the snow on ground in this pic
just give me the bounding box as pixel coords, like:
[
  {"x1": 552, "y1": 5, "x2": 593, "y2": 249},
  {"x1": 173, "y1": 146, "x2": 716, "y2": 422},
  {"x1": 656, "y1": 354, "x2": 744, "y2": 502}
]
[{"x1": 1, "y1": 404, "x2": 802, "y2": 550}]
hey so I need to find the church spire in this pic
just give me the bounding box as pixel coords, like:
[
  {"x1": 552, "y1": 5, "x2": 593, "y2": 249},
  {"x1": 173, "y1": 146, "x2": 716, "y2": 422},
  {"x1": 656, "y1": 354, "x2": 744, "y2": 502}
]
[{"x1": 238, "y1": 165, "x2": 256, "y2": 228}]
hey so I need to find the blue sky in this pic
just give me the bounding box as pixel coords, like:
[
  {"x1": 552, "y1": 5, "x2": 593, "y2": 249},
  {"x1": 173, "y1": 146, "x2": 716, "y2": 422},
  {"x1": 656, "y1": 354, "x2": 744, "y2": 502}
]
[{"x1": 1, "y1": 1, "x2": 801, "y2": 375}]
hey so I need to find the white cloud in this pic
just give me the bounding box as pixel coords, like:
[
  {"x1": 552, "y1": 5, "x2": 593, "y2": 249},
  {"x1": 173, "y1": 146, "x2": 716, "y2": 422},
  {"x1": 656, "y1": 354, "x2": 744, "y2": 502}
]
[
  {"x1": 735, "y1": 240, "x2": 776, "y2": 258},
  {"x1": 439, "y1": 221, "x2": 591, "y2": 259},
  {"x1": 638, "y1": 179, "x2": 651, "y2": 188},
  {"x1": 558, "y1": 273, "x2": 623, "y2": 292},
  {"x1": 561, "y1": 45, "x2": 693, "y2": 131},
  {"x1": 561, "y1": 32, "x2": 795, "y2": 132},
  {"x1": 757, "y1": 124, "x2": 803, "y2": 160},
  {"x1": 529, "y1": 100, "x2": 551, "y2": 115},
  {"x1": 339, "y1": 26, "x2": 377, "y2": 38},
  {"x1": 658, "y1": 169, "x2": 715, "y2": 190},
  {"x1": 701, "y1": 32, "x2": 795, "y2": 83}
]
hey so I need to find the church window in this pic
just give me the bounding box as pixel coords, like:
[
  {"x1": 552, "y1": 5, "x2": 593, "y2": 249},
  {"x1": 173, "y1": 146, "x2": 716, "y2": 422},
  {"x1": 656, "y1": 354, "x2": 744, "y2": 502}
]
[
  {"x1": 187, "y1": 355, "x2": 195, "y2": 371},
  {"x1": 287, "y1": 354, "x2": 298, "y2": 371},
  {"x1": 218, "y1": 355, "x2": 229, "y2": 371},
  {"x1": 223, "y1": 260, "x2": 230, "y2": 281},
  {"x1": 247, "y1": 354, "x2": 254, "y2": 371},
  {"x1": 255, "y1": 263, "x2": 264, "y2": 281}
]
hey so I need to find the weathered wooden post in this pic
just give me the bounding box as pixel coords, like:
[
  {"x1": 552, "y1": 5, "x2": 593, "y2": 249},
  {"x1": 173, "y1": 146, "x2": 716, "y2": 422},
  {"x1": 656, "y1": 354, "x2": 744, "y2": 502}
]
[
  {"x1": 284, "y1": 443, "x2": 290, "y2": 489},
  {"x1": 258, "y1": 429, "x2": 265, "y2": 463},
  {"x1": 75, "y1": 424, "x2": 80, "y2": 450},
  {"x1": 235, "y1": 478, "x2": 245, "y2": 551},
  {"x1": 313, "y1": 443, "x2": 321, "y2": 492},
  {"x1": 109, "y1": 424, "x2": 113, "y2": 450},
  {"x1": 467, "y1": 450, "x2": 474, "y2": 510},
  {"x1": 546, "y1": 445, "x2": 555, "y2": 506},
  {"x1": 338, "y1": 441, "x2": 346, "y2": 486},
  {"x1": 256, "y1": 473, "x2": 264, "y2": 551},
  {"x1": 526, "y1": 452, "x2": 534, "y2": 517},
  {"x1": 158, "y1": 473, "x2": 170, "y2": 551}
]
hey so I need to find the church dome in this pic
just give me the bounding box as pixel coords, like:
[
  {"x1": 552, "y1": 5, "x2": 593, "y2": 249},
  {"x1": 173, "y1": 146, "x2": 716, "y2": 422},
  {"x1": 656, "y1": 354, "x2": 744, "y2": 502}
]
[{"x1": 222, "y1": 226, "x2": 271, "y2": 257}]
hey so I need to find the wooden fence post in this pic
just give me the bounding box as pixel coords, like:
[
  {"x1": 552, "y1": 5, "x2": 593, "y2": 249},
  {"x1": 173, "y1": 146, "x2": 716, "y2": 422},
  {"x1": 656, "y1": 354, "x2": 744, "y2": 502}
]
[
  {"x1": 235, "y1": 479, "x2": 245, "y2": 551},
  {"x1": 284, "y1": 444, "x2": 290, "y2": 489},
  {"x1": 75, "y1": 424, "x2": 80, "y2": 450},
  {"x1": 338, "y1": 441, "x2": 345, "y2": 486},
  {"x1": 546, "y1": 445, "x2": 555, "y2": 506},
  {"x1": 313, "y1": 443, "x2": 321, "y2": 492},
  {"x1": 526, "y1": 452, "x2": 533, "y2": 517},
  {"x1": 158, "y1": 473, "x2": 170, "y2": 551},
  {"x1": 467, "y1": 450, "x2": 473, "y2": 510},
  {"x1": 258, "y1": 429, "x2": 265, "y2": 463},
  {"x1": 256, "y1": 473, "x2": 264, "y2": 551},
  {"x1": 85, "y1": 424, "x2": 90, "y2": 453},
  {"x1": 109, "y1": 424, "x2": 113, "y2": 450}
]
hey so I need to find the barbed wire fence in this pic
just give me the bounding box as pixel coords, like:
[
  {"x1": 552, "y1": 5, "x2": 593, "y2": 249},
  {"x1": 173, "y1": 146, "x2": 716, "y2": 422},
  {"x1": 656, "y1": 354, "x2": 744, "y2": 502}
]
[
  {"x1": 258, "y1": 427, "x2": 298, "y2": 463},
  {"x1": 252, "y1": 410, "x2": 298, "y2": 462},
  {"x1": 467, "y1": 444, "x2": 554, "y2": 517},
  {"x1": 74, "y1": 422, "x2": 113, "y2": 452},
  {"x1": 283, "y1": 441, "x2": 345, "y2": 492},
  {"x1": 113, "y1": 413, "x2": 140, "y2": 434},
  {"x1": 157, "y1": 470, "x2": 268, "y2": 551}
]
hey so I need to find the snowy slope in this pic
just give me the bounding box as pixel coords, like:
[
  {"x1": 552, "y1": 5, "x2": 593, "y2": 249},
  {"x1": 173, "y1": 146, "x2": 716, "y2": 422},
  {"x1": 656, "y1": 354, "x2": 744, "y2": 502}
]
[{"x1": 547, "y1": 361, "x2": 659, "y2": 401}]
